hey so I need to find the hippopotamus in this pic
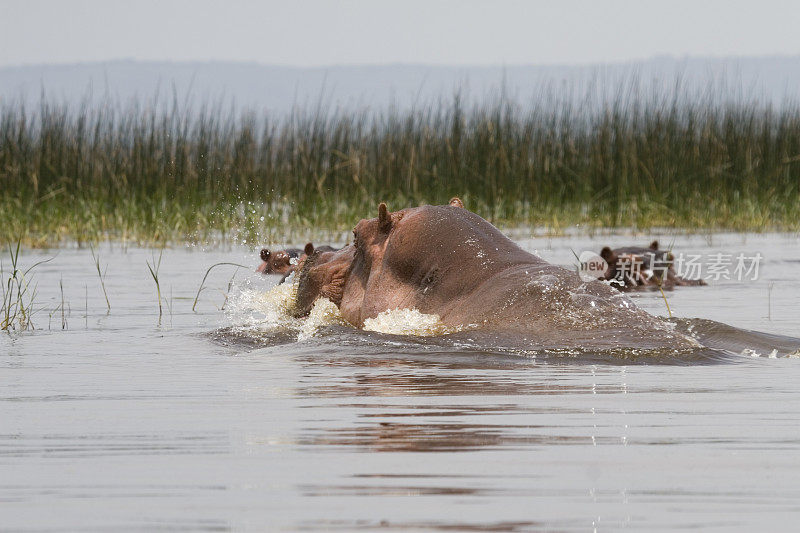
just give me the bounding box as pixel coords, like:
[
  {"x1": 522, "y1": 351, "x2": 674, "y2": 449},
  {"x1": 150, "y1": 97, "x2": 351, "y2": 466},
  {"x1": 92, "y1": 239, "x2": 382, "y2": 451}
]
[
  {"x1": 258, "y1": 243, "x2": 339, "y2": 283},
  {"x1": 257, "y1": 247, "x2": 303, "y2": 276},
  {"x1": 294, "y1": 200, "x2": 695, "y2": 351},
  {"x1": 599, "y1": 241, "x2": 706, "y2": 290}
]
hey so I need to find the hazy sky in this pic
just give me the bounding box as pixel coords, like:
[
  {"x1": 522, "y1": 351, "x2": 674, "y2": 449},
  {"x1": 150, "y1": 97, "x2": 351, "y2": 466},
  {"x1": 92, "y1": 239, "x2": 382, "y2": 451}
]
[{"x1": 3, "y1": 0, "x2": 800, "y2": 67}]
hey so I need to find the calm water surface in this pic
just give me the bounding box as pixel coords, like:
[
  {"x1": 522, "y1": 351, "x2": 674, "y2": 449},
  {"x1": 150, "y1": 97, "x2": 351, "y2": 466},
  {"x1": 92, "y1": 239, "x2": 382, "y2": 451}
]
[{"x1": 2, "y1": 232, "x2": 800, "y2": 532}]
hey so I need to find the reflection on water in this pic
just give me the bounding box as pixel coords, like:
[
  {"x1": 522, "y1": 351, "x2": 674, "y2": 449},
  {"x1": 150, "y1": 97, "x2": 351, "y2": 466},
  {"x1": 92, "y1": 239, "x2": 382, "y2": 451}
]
[
  {"x1": 297, "y1": 519, "x2": 546, "y2": 532},
  {"x1": 2, "y1": 233, "x2": 800, "y2": 531},
  {"x1": 0, "y1": 431, "x2": 229, "y2": 458},
  {"x1": 300, "y1": 421, "x2": 623, "y2": 452}
]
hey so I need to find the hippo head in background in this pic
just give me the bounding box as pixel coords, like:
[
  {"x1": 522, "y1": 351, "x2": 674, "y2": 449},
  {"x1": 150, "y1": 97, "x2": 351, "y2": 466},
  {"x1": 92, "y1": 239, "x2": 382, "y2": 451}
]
[
  {"x1": 257, "y1": 247, "x2": 303, "y2": 275},
  {"x1": 599, "y1": 240, "x2": 663, "y2": 283},
  {"x1": 599, "y1": 241, "x2": 704, "y2": 289},
  {"x1": 258, "y1": 242, "x2": 343, "y2": 287}
]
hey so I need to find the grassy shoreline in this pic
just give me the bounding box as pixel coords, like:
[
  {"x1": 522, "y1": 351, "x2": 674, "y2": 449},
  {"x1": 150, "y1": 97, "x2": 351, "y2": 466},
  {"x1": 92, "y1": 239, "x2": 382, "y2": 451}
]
[
  {"x1": 2, "y1": 94, "x2": 799, "y2": 247},
  {"x1": 2, "y1": 194, "x2": 796, "y2": 249}
]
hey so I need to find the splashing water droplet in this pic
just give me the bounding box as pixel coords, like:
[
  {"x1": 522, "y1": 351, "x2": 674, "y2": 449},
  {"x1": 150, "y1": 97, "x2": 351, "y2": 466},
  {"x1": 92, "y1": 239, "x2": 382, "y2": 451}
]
[{"x1": 363, "y1": 308, "x2": 462, "y2": 336}]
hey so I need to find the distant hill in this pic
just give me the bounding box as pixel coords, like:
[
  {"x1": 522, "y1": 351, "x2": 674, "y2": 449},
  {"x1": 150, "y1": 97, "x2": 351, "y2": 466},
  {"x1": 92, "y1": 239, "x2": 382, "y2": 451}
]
[{"x1": 2, "y1": 56, "x2": 800, "y2": 113}]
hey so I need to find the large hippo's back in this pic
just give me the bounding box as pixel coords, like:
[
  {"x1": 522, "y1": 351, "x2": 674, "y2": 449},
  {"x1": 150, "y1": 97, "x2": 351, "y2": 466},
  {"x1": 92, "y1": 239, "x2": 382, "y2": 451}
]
[
  {"x1": 401, "y1": 205, "x2": 544, "y2": 269},
  {"x1": 443, "y1": 262, "x2": 695, "y2": 350}
]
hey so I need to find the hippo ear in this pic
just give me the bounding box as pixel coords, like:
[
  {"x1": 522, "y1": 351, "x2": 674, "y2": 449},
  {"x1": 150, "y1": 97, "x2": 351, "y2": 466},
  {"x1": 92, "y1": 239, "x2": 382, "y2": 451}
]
[
  {"x1": 304, "y1": 242, "x2": 315, "y2": 256},
  {"x1": 260, "y1": 249, "x2": 270, "y2": 262},
  {"x1": 650, "y1": 240, "x2": 659, "y2": 250},
  {"x1": 449, "y1": 197, "x2": 465, "y2": 209},
  {"x1": 378, "y1": 202, "x2": 392, "y2": 234}
]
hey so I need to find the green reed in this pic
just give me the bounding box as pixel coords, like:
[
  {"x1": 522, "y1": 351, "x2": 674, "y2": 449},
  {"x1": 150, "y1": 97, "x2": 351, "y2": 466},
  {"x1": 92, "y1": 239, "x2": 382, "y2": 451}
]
[
  {"x1": 1, "y1": 242, "x2": 51, "y2": 331},
  {"x1": 1, "y1": 90, "x2": 799, "y2": 247},
  {"x1": 89, "y1": 244, "x2": 111, "y2": 312},
  {"x1": 145, "y1": 249, "x2": 164, "y2": 318}
]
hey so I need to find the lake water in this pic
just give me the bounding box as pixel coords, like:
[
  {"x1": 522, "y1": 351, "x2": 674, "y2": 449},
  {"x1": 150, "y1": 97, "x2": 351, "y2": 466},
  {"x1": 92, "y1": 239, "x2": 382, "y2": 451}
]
[{"x1": 2, "y1": 232, "x2": 800, "y2": 531}]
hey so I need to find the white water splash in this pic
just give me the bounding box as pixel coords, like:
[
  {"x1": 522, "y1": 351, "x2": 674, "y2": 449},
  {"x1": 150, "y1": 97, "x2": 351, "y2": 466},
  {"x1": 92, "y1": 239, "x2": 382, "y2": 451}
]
[
  {"x1": 224, "y1": 281, "x2": 349, "y2": 340},
  {"x1": 363, "y1": 308, "x2": 461, "y2": 336},
  {"x1": 225, "y1": 282, "x2": 300, "y2": 331},
  {"x1": 226, "y1": 280, "x2": 463, "y2": 341},
  {"x1": 741, "y1": 348, "x2": 800, "y2": 359},
  {"x1": 298, "y1": 297, "x2": 350, "y2": 340},
  {"x1": 741, "y1": 348, "x2": 778, "y2": 358}
]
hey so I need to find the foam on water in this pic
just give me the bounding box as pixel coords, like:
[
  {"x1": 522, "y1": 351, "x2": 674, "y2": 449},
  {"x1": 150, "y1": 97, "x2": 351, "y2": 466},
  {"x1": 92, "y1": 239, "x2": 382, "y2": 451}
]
[
  {"x1": 363, "y1": 308, "x2": 463, "y2": 337},
  {"x1": 298, "y1": 297, "x2": 350, "y2": 340},
  {"x1": 225, "y1": 282, "x2": 459, "y2": 341},
  {"x1": 225, "y1": 281, "x2": 301, "y2": 333},
  {"x1": 225, "y1": 280, "x2": 351, "y2": 340},
  {"x1": 741, "y1": 348, "x2": 800, "y2": 359}
]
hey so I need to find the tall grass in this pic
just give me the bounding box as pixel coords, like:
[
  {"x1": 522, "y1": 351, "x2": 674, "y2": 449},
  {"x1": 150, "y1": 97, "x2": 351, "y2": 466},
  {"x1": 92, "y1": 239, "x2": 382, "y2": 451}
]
[
  {"x1": 1, "y1": 242, "x2": 50, "y2": 331},
  {"x1": 1, "y1": 89, "x2": 799, "y2": 246}
]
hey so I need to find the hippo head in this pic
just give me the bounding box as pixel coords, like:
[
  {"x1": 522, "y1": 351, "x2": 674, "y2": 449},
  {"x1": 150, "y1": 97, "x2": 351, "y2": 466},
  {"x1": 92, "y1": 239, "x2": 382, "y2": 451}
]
[
  {"x1": 257, "y1": 248, "x2": 294, "y2": 275},
  {"x1": 599, "y1": 247, "x2": 619, "y2": 280},
  {"x1": 600, "y1": 247, "x2": 647, "y2": 286},
  {"x1": 294, "y1": 199, "x2": 529, "y2": 326},
  {"x1": 599, "y1": 240, "x2": 674, "y2": 285}
]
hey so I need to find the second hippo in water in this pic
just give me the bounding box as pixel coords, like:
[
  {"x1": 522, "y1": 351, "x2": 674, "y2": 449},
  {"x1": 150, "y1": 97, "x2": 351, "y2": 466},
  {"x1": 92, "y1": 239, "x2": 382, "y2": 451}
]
[
  {"x1": 294, "y1": 201, "x2": 696, "y2": 351},
  {"x1": 257, "y1": 247, "x2": 303, "y2": 276},
  {"x1": 599, "y1": 241, "x2": 706, "y2": 290},
  {"x1": 257, "y1": 243, "x2": 339, "y2": 282}
]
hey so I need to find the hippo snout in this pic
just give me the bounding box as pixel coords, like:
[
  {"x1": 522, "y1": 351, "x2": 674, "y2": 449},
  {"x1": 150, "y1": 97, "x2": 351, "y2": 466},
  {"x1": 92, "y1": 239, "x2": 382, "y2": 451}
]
[{"x1": 294, "y1": 251, "x2": 321, "y2": 317}]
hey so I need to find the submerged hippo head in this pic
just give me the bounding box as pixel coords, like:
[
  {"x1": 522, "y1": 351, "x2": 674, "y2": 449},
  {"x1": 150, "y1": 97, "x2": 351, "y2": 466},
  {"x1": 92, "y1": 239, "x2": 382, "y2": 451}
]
[{"x1": 294, "y1": 199, "x2": 535, "y2": 326}]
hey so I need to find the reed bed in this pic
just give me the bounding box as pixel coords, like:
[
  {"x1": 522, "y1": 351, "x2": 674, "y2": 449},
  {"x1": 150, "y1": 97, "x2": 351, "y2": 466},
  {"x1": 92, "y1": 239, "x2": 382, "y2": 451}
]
[{"x1": 1, "y1": 90, "x2": 799, "y2": 247}]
